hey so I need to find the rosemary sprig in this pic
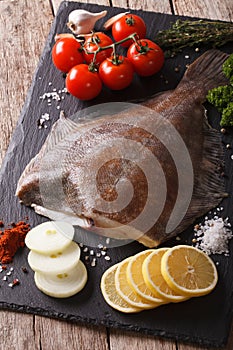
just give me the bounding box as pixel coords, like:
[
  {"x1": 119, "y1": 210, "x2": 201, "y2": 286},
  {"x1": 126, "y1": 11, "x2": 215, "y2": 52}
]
[{"x1": 155, "y1": 19, "x2": 233, "y2": 57}]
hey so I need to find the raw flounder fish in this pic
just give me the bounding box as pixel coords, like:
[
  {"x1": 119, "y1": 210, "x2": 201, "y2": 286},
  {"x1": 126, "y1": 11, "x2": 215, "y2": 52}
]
[{"x1": 16, "y1": 50, "x2": 229, "y2": 247}]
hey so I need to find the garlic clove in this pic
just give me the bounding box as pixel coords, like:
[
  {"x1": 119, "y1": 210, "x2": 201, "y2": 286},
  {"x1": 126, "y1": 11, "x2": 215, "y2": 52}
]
[
  {"x1": 67, "y1": 9, "x2": 107, "y2": 35},
  {"x1": 103, "y1": 12, "x2": 130, "y2": 30},
  {"x1": 54, "y1": 33, "x2": 76, "y2": 42}
]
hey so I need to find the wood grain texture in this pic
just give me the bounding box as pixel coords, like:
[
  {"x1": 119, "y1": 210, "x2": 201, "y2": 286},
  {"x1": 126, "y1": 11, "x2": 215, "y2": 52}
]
[
  {"x1": 110, "y1": 329, "x2": 176, "y2": 350},
  {"x1": 173, "y1": 0, "x2": 233, "y2": 21},
  {"x1": 0, "y1": 0, "x2": 53, "y2": 165},
  {"x1": 0, "y1": 311, "x2": 37, "y2": 350},
  {"x1": 111, "y1": 0, "x2": 172, "y2": 13},
  {"x1": 35, "y1": 317, "x2": 109, "y2": 350},
  {"x1": 51, "y1": 0, "x2": 111, "y2": 15}
]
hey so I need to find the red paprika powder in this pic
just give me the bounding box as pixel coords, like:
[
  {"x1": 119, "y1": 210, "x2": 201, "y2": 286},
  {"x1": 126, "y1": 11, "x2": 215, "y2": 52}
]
[{"x1": 0, "y1": 221, "x2": 30, "y2": 264}]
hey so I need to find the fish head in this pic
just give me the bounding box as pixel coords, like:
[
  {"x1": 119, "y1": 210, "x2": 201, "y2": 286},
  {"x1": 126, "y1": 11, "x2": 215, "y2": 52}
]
[{"x1": 16, "y1": 162, "x2": 42, "y2": 207}]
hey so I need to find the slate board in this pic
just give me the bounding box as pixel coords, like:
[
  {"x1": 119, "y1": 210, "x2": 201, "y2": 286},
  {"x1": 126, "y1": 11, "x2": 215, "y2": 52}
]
[{"x1": 0, "y1": 1, "x2": 233, "y2": 347}]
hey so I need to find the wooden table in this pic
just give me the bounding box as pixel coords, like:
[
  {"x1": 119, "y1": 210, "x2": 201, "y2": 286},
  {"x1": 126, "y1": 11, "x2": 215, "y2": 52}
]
[{"x1": 0, "y1": 0, "x2": 233, "y2": 349}]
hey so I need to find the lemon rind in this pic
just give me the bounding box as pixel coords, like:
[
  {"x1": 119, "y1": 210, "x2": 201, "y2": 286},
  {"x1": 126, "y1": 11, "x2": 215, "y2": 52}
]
[
  {"x1": 100, "y1": 264, "x2": 141, "y2": 313},
  {"x1": 115, "y1": 257, "x2": 158, "y2": 309},
  {"x1": 142, "y1": 248, "x2": 188, "y2": 303},
  {"x1": 126, "y1": 250, "x2": 165, "y2": 304},
  {"x1": 161, "y1": 245, "x2": 218, "y2": 297}
]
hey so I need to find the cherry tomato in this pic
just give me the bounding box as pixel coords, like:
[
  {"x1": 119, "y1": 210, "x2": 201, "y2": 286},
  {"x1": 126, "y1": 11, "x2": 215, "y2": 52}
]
[
  {"x1": 127, "y1": 39, "x2": 164, "y2": 76},
  {"x1": 66, "y1": 64, "x2": 102, "y2": 100},
  {"x1": 112, "y1": 14, "x2": 146, "y2": 47},
  {"x1": 52, "y1": 37, "x2": 83, "y2": 73},
  {"x1": 83, "y1": 32, "x2": 113, "y2": 65},
  {"x1": 99, "y1": 55, "x2": 134, "y2": 90}
]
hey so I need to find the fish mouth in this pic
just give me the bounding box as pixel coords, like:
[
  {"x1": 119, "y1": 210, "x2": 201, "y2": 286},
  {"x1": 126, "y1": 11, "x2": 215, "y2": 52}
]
[{"x1": 16, "y1": 175, "x2": 42, "y2": 207}]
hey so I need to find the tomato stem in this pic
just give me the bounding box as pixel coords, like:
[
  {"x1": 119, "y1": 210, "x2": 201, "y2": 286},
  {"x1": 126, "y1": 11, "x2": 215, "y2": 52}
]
[
  {"x1": 125, "y1": 16, "x2": 135, "y2": 26},
  {"x1": 82, "y1": 32, "x2": 138, "y2": 64}
]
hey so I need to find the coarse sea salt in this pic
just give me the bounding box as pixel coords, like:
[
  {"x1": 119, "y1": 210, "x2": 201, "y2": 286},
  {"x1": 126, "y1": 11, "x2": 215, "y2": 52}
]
[{"x1": 194, "y1": 217, "x2": 233, "y2": 255}]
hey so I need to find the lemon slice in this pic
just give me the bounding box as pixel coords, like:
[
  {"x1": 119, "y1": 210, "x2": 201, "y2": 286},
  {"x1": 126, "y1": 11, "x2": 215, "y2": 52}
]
[
  {"x1": 34, "y1": 260, "x2": 87, "y2": 298},
  {"x1": 142, "y1": 248, "x2": 188, "y2": 302},
  {"x1": 161, "y1": 245, "x2": 218, "y2": 297},
  {"x1": 25, "y1": 221, "x2": 74, "y2": 254},
  {"x1": 100, "y1": 264, "x2": 141, "y2": 313},
  {"x1": 28, "y1": 241, "x2": 81, "y2": 274},
  {"x1": 115, "y1": 257, "x2": 160, "y2": 309},
  {"x1": 126, "y1": 250, "x2": 165, "y2": 304}
]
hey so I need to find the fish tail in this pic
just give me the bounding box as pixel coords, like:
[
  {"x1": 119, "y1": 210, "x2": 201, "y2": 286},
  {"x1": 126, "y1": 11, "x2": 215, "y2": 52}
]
[{"x1": 180, "y1": 49, "x2": 229, "y2": 99}]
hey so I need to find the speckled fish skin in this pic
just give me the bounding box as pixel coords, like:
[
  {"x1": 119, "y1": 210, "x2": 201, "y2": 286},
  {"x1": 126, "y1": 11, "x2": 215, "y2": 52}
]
[{"x1": 16, "y1": 50, "x2": 229, "y2": 247}]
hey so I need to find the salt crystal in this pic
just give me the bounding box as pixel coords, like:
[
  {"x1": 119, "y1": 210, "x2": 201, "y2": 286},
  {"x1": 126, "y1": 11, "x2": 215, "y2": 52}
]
[
  {"x1": 91, "y1": 258, "x2": 96, "y2": 267},
  {"x1": 193, "y1": 217, "x2": 233, "y2": 255}
]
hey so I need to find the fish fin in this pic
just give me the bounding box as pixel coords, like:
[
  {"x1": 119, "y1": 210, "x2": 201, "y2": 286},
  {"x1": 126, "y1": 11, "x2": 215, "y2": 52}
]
[
  {"x1": 16, "y1": 112, "x2": 79, "y2": 196},
  {"x1": 179, "y1": 49, "x2": 229, "y2": 100},
  {"x1": 141, "y1": 90, "x2": 173, "y2": 108},
  {"x1": 139, "y1": 115, "x2": 228, "y2": 248},
  {"x1": 41, "y1": 111, "x2": 80, "y2": 153},
  {"x1": 171, "y1": 119, "x2": 228, "y2": 236},
  {"x1": 128, "y1": 90, "x2": 173, "y2": 106}
]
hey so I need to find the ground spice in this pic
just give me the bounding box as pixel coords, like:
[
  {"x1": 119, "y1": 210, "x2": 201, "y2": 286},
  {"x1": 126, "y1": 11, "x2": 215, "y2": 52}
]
[{"x1": 0, "y1": 221, "x2": 30, "y2": 264}]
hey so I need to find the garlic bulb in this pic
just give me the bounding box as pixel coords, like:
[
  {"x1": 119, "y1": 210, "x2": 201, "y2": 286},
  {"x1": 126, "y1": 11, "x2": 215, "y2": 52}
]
[{"x1": 67, "y1": 9, "x2": 107, "y2": 35}]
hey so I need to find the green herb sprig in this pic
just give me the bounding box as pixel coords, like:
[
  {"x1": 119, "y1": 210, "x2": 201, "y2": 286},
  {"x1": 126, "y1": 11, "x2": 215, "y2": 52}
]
[
  {"x1": 207, "y1": 54, "x2": 233, "y2": 127},
  {"x1": 155, "y1": 19, "x2": 233, "y2": 57}
]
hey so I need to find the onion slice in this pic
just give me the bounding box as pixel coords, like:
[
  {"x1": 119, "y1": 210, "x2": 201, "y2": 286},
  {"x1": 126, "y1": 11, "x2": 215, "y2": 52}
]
[
  {"x1": 28, "y1": 241, "x2": 80, "y2": 274},
  {"x1": 34, "y1": 261, "x2": 88, "y2": 298}
]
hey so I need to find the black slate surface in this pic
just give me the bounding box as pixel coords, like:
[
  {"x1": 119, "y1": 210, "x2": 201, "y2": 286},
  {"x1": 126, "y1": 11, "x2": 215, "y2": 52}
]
[{"x1": 0, "y1": 1, "x2": 233, "y2": 347}]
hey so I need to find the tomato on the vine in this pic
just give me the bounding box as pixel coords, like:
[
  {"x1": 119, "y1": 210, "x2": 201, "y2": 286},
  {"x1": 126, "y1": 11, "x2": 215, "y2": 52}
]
[
  {"x1": 82, "y1": 32, "x2": 113, "y2": 65},
  {"x1": 52, "y1": 37, "x2": 83, "y2": 73},
  {"x1": 127, "y1": 39, "x2": 164, "y2": 76},
  {"x1": 99, "y1": 55, "x2": 134, "y2": 90},
  {"x1": 66, "y1": 64, "x2": 102, "y2": 100},
  {"x1": 112, "y1": 14, "x2": 146, "y2": 47}
]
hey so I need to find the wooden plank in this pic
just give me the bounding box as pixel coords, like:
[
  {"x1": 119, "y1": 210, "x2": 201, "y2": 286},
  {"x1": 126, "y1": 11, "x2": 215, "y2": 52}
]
[
  {"x1": 0, "y1": 0, "x2": 53, "y2": 165},
  {"x1": 111, "y1": 0, "x2": 172, "y2": 13},
  {"x1": 173, "y1": 0, "x2": 233, "y2": 21},
  {"x1": 110, "y1": 329, "x2": 176, "y2": 350},
  {"x1": 51, "y1": 0, "x2": 111, "y2": 15},
  {"x1": 0, "y1": 311, "x2": 38, "y2": 350},
  {"x1": 35, "y1": 317, "x2": 109, "y2": 350},
  {"x1": 0, "y1": 0, "x2": 53, "y2": 349}
]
